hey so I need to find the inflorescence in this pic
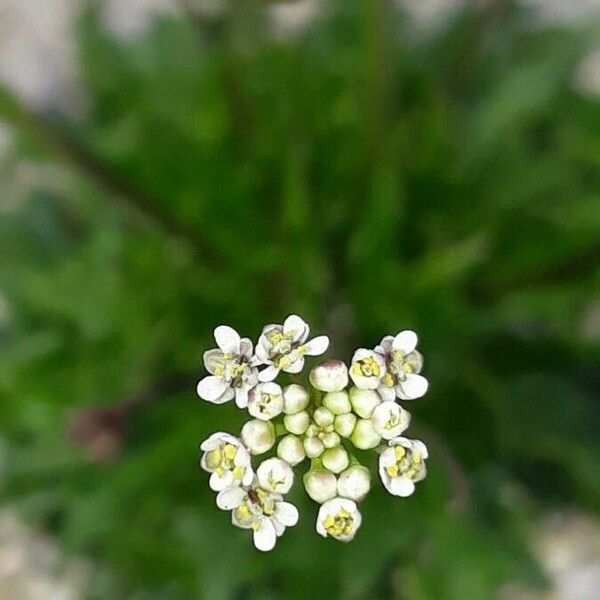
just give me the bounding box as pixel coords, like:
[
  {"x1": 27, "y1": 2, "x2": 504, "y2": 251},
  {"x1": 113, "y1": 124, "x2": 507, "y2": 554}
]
[{"x1": 197, "y1": 315, "x2": 429, "y2": 551}]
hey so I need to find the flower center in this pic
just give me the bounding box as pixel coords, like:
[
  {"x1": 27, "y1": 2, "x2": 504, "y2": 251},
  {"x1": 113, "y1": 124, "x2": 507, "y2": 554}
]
[
  {"x1": 257, "y1": 392, "x2": 279, "y2": 414},
  {"x1": 323, "y1": 509, "x2": 354, "y2": 537},
  {"x1": 206, "y1": 443, "x2": 246, "y2": 481},
  {"x1": 265, "y1": 329, "x2": 307, "y2": 368},
  {"x1": 352, "y1": 356, "x2": 381, "y2": 378},
  {"x1": 385, "y1": 446, "x2": 422, "y2": 480},
  {"x1": 212, "y1": 354, "x2": 249, "y2": 387},
  {"x1": 234, "y1": 487, "x2": 277, "y2": 528}
]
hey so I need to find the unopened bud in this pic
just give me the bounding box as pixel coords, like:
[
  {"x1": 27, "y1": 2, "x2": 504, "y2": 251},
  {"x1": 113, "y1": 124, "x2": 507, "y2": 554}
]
[
  {"x1": 309, "y1": 360, "x2": 349, "y2": 392},
  {"x1": 241, "y1": 419, "x2": 275, "y2": 455},
  {"x1": 277, "y1": 434, "x2": 306, "y2": 466},
  {"x1": 322, "y1": 431, "x2": 341, "y2": 448},
  {"x1": 321, "y1": 446, "x2": 349, "y2": 474},
  {"x1": 337, "y1": 465, "x2": 371, "y2": 501},
  {"x1": 283, "y1": 384, "x2": 310, "y2": 415},
  {"x1": 350, "y1": 419, "x2": 381, "y2": 450},
  {"x1": 322, "y1": 391, "x2": 351, "y2": 415},
  {"x1": 349, "y1": 388, "x2": 381, "y2": 419},
  {"x1": 334, "y1": 413, "x2": 357, "y2": 438},
  {"x1": 284, "y1": 410, "x2": 310, "y2": 435},
  {"x1": 304, "y1": 436, "x2": 325, "y2": 458},
  {"x1": 304, "y1": 468, "x2": 337, "y2": 503},
  {"x1": 313, "y1": 406, "x2": 334, "y2": 428}
]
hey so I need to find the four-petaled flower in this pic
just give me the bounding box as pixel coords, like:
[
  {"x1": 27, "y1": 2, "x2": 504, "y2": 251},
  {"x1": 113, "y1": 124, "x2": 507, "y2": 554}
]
[
  {"x1": 216, "y1": 479, "x2": 299, "y2": 551},
  {"x1": 375, "y1": 330, "x2": 428, "y2": 401},
  {"x1": 197, "y1": 326, "x2": 258, "y2": 408},
  {"x1": 200, "y1": 432, "x2": 254, "y2": 491},
  {"x1": 379, "y1": 437, "x2": 428, "y2": 497},
  {"x1": 349, "y1": 349, "x2": 386, "y2": 390},
  {"x1": 255, "y1": 315, "x2": 329, "y2": 382},
  {"x1": 316, "y1": 497, "x2": 362, "y2": 542}
]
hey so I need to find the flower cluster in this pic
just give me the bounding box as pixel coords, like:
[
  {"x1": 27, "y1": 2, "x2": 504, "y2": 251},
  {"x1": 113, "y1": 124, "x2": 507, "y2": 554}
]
[{"x1": 197, "y1": 315, "x2": 429, "y2": 551}]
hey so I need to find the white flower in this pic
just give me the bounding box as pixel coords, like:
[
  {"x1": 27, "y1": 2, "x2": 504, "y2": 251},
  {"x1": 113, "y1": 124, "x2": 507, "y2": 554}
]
[
  {"x1": 309, "y1": 360, "x2": 348, "y2": 392},
  {"x1": 303, "y1": 468, "x2": 337, "y2": 503},
  {"x1": 216, "y1": 482, "x2": 299, "y2": 552},
  {"x1": 247, "y1": 382, "x2": 284, "y2": 421},
  {"x1": 277, "y1": 434, "x2": 306, "y2": 466},
  {"x1": 240, "y1": 419, "x2": 276, "y2": 455},
  {"x1": 349, "y1": 387, "x2": 381, "y2": 418},
  {"x1": 255, "y1": 315, "x2": 329, "y2": 381},
  {"x1": 321, "y1": 446, "x2": 349, "y2": 474},
  {"x1": 371, "y1": 402, "x2": 411, "y2": 440},
  {"x1": 350, "y1": 419, "x2": 381, "y2": 450},
  {"x1": 199, "y1": 432, "x2": 253, "y2": 491},
  {"x1": 283, "y1": 384, "x2": 310, "y2": 414},
  {"x1": 375, "y1": 330, "x2": 428, "y2": 401},
  {"x1": 337, "y1": 465, "x2": 371, "y2": 502},
  {"x1": 256, "y1": 457, "x2": 294, "y2": 494},
  {"x1": 197, "y1": 325, "x2": 258, "y2": 408},
  {"x1": 316, "y1": 497, "x2": 362, "y2": 542},
  {"x1": 349, "y1": 348, "x2": 386, "y2": 390},
  {"x1": 379, "y1": 437, "x2": 428, "y2": 497}
]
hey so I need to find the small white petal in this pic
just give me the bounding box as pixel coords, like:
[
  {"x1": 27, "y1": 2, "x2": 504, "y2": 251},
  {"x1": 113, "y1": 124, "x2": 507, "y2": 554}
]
[
  {"x1": 200, "y1": 431, "x2": 231, "y2": 451},
  {"x1": 258, "y1": 365, "x2": 280, "y2": 382},
  {"x1": 253, "y1": 517, "x2": 277, "y2": 552},
  {"x1": 214, "y1": 325, "x2": 241, "y2": 354},
  {"x1": 276, "y1": 502, "x2": 299, "y2": 527},
  {"x1": 283, "y1": 314, "x2": 309, "y2": 341},
  {"x1": 397, "y1": 374, "x2": 428, "y2": 400},
  {"x1": 272, "y1": 518, "x2": 285, "y2": 537},
  {"x1": 412, "y1": 439, "x2": 429, "y2": 459},
  {"x1": 239, "y1": 338, "x2": 254, "y2": 360},
  {"x1": 213, "y1": 387, "x2": 235, "y2": 405},
  {"x1": 392, "y1": 330, "x2": 418, "y2": 354},
  {"x1": 304, "y1": 335, "x2": 329, "y2": 356},
  {"x1": 197, "y1": 376, "x2": 229, "y2": 402},
  {"x1": 284, "y1": 357, "x2": 305, "y2": 374},
  {"x1": 216, "y1": 486, "x2": 246, "y2": 510},
  {"x1": 209, "y1": 470, "x2": 234, "y2": 491},
  {"x1": 203, "y1": 349, "x2": 222, "y2": 374},
  {"x1": 254, "y1": 342, "x2": 270, "y2": 364},
  {"x1": 389, "y1": 477, "x2": 416, "y2": 497},
  {"x1": 235, "y1": 386, "x2": 249, "y2": 409}
]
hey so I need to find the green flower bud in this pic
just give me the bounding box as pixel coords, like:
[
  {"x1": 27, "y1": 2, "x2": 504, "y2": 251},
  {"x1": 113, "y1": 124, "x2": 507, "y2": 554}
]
[
  {"x1": 349, "y1": 387, "x2": 381, "y2": 419},
  {"x1": 241, "y1": 419, "x2": 276, "y2": 455},
  {"x1": 321, "y1": 446, "x2": 349, "y2": 474},
  {"x1": 304, "y1": 436, "x2": 325, "y2": 458},
  {"x1": 303, "y1": 468, "x2": 337, "y2": 503},
  {"x1": 313, "y1": 406, "x2": 334, "y2": 428},
  {"x1": 334, "y1": 413, "x2": 357, "y2": 438},
  {"x1": 283, "y1": 384, "x2": 310, "y2": 415},
  {"x1": 322, "y1": 391, "x2": 351, "y2": 415},
  {"x1": 277, "y1": 434, "x2": 306, "y2": 466},
  {"x1": 350, "y1": 419, "x2": 381, "y2": 450},
  {"x1": 284, "y1": 410, "x2": 310, "y2": 435}
]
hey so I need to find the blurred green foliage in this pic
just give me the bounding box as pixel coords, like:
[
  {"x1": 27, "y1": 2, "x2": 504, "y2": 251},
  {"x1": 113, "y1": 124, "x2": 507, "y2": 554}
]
[{"x1": 0, "y1": 1, "x2": 599, "y2": 598}]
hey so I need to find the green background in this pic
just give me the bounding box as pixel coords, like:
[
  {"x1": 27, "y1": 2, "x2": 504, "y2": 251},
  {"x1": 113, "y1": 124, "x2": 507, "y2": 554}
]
[{"x1": 0, "y1": 1, "x2": 599, "y2": 598}]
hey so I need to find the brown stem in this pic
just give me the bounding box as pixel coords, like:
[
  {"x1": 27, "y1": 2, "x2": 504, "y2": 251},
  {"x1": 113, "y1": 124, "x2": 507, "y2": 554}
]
[
  {"x1": 68, "y1": 372, "x2": 197, "y2": 463},
  {"x1": 0, "y1": 84, "x2": 222, "y2": 267}
]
